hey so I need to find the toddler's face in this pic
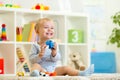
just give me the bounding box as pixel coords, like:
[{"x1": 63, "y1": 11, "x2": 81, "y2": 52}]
[{"x1": 39, "y1": 21, "x2": 55, "y2": 40}]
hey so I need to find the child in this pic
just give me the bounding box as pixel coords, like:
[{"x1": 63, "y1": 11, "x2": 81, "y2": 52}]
[{"x1": 29, "y1": 18, "x2": 94, "y2": 76}]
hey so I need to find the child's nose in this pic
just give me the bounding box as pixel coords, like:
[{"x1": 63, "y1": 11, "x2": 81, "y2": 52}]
[{"x1": 48, "y1": 28, "x2": 52, "y2": 31}]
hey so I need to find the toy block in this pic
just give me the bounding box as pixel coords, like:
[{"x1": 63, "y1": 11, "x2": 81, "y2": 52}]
[{"x1": 68, "y1": 29, "x2": 84, "y2": 43}]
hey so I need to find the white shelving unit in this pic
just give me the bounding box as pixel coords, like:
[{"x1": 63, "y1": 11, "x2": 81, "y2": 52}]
[{"x1": 0, "y1": 8, "x2": 90, "y2": 75}]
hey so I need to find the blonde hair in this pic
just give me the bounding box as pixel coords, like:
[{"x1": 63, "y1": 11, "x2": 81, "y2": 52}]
[{"x1": 35, "y1": 18, "x2": 53, "y2": 33}]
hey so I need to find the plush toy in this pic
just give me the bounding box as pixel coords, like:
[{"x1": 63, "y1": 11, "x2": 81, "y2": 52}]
[{"x1": 68, "y1": 52, "x2": 85, "y2": 71}]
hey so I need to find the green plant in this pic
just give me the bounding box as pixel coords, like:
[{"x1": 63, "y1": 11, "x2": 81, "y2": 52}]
[{"x1": 107, "y1": 11, "x2": 120, "y2": 47}]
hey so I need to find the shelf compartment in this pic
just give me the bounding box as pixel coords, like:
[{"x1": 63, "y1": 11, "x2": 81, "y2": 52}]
[
  {"x1": 0, "y1": 44, "x2": 15, "y2": 74},
  {"x1": 16, "y1": 12, "x2": 41, "y2": 26},
  {"x1": 66, "y1": 16, "x2": 88, "y2": 43},
  {"x1": 0, "y1": 12, "x2": 15, "y2": 41},
  {"x1": 66, "y1": 45, "x2": 89, "y2": 67}
]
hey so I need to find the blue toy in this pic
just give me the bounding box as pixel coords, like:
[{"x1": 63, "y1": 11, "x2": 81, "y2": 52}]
[
  {"x1": 91, "y1": 52, "x2": 116, "y2": 73},
  {"x1": 46, "y1": 40, "x2": 54, "y2": 49}
]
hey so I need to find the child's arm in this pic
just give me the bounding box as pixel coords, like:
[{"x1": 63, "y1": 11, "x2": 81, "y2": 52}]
[
  {"x1": 50, "y1": 51, "x2": 61, "y2": 62},
  {"x1": 51, "y1": 42, "x2": 57, "y2": 57},
  {"x1": 29, "y1": 44, "x2": 42, "y2": 64},
  {"x1": 50, "y1": 43, "x2": 61, "y2": 61}
]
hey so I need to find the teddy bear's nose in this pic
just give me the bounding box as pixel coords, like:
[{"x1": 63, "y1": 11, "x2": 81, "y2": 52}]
[{"x1": 73, "y1": 55, "x2": 76, "y2": 57}]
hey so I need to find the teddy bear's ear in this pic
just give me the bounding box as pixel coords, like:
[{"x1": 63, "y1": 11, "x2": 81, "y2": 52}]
[{"x1": 69, "y1": 53, "x2": 72, "y2": 57}]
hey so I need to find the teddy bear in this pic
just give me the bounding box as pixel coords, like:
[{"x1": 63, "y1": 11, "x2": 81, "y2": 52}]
[{"x1": 68, "y1": 52, "x2": 86, "y2": 71}]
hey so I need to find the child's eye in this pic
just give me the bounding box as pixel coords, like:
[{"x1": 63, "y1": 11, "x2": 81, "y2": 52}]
[
  {"x1": 44, "y1": 26, "x2": 48, "y2": 28},
  {"x1": 51, "y1": 27, "x2": 54, "y2": 29}
]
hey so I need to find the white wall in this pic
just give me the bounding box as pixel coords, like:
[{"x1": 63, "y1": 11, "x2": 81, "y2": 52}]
[{"x1": 105, "y1": 0, "x2": 120, "y2": 72}]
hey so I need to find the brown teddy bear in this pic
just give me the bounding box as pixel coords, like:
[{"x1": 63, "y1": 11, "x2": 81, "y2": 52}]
[{"x1": 68, "y1": 52, "x2": 85, "y2": 71}]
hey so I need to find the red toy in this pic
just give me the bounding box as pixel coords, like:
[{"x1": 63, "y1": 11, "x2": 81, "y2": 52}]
[
  {"x1": 32, "y1": 3, "x2": 50, "y2": 10},
  {"x1": 0, "y1": 58, "x2": 4, "y2": 74},
  {"x1": 45, "y1": 71, "x2": 56, "y2": 76},
  {"x1": 35, "y1": 4, "x2": 41, "y2": 10},
  {"x1": 1, "y1": 24, "x2": 7, "y2": 41}
]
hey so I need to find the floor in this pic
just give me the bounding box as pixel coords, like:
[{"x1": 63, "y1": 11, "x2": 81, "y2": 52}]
[{"x1": 0, "y1": 73, "x2": 120, "y2": 80}]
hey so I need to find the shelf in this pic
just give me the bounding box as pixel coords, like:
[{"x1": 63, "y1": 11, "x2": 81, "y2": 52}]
[
  {"x1": 67, "y1": 43, "x2": 88, "y2": 46},
  {"x1": 16, "y1": 42, "x2": 34, "y2": 44},
  {"x1": 0, "y1": 8, "x2": 89, "y2": 75},
  {"x1": 0, "y1": 41, "x2": 15, "y2": 44}
]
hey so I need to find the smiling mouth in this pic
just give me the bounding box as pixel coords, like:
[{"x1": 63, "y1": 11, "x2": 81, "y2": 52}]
[{"x1": 46, "y1": 33, "x2": 53, "y2": 36}]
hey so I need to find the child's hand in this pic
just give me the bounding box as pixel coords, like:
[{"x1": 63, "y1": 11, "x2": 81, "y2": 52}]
[
  {"x1": 51, "y1": 42, "x2": 57, "y2": 57},
  {"x1": 39, "y1": 43, "x2": 47, "y2": 58}
]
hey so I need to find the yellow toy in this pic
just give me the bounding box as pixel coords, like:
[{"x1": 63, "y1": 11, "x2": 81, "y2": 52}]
[
  {"x1": 16, "y1": 47, "x2": 31, "y2": 73},
  {"x1": 17, "y1": 72, "x2": 24, "y2": 77},
  {"x1": 16, "y1": 47, "x2": 25, "y2": 62},
  {"x1": 16, "y1": 27, "x2": 22, "y2": 41}
]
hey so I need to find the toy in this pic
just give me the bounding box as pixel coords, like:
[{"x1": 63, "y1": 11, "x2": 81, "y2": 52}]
[
  {"x1": 17, "y1": 72, "x2": 24, "y2": 77},
  {"x1": 44, "y1": 6, "x2": 49, "y2": 10},
  {"x1": 5, "y1": 4, "x2": 12, "y2": 7},
  {"x1": 39, "y1": 72, "x2": 49, "y2": 77},
  {"x1": 45, "y1": 71, "x2": 56, "y2": 76},
  {"x1": 49, "y1": 72, "x2": 56, "y2": 76},
  {"x1": 23, "y1": 63, "x2": 30, "y2": 72},
  {"x1": 16, "y1": 47, "x2": 31, "y2": 73},
  {"x1": 0, "y1": 58, "x2": 4, "y2": 74},
  {"x1": 46, "y1": 40, "x2": 54, "y2": 49},
  {"x1": 0, "y1": 34, "x2": 2, "y2": 41},
  {"x1": 16, "y1": 47, "x2": 25, "y2": 62},
  {"x1": 5, "y1": 4, "x2": 21, "y2": 8},
  {"x1": 0, "y1": 3, "x2": 21, "y2": 8},
  {"x1": 12, "y1": 4, "x2": 21, "y2": 8},
  {"x1": 39, "y1": 71, "x2": 56, "y2": 77},
  {"x1": 32, "y1": 3, "x2": 50, "y2": 10},
  {"x1": 68, "y1": 52, "x2": 85, "y2": 71},
  {"x1": 16, "y1": 27, "x2": 22, "y2": 41},
  {"x1": 1, "y1": 24, "x2": 7, "y2": 41},
  {"x1": 68, "y1": 29, "x2": 83, "y2": 43}
]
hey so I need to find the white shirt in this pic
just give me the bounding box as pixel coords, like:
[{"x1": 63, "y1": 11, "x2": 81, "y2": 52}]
[{"x1": 29, "y1": 42, "x2": 61, "y2": 72}]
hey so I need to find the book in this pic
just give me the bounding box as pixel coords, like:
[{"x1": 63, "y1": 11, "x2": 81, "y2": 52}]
[
  {"x1": 22, "y1": 24, "x2": 31, "y2": 41},
  {"x1": 28, "y1": 23, "x2": 37, "y2": 42}
]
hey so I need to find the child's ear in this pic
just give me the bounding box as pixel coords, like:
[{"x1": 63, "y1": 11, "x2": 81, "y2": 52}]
[{"x1": 35, "y1": 30, "x2": 39, "y2": 34}]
